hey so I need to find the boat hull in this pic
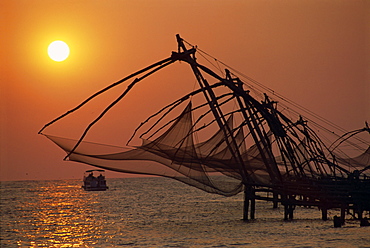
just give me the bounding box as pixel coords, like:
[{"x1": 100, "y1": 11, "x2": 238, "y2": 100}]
[{"x1": 82, "y1": 185, "x2": 109, "y2": 191}]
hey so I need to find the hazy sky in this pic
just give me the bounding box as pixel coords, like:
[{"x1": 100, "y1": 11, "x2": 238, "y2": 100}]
[{"x1": 1, "y1": 0, "x2": 369, "y2": 181}]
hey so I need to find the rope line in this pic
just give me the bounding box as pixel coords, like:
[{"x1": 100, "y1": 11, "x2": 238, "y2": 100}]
[{"x1": 182, "y1": 38, "x2": 368, "y2": 149}]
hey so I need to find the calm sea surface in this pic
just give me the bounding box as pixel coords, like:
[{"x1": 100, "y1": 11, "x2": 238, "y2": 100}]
[{"x1": 1, "y1": 177, "x2": 369, "y2": 247}]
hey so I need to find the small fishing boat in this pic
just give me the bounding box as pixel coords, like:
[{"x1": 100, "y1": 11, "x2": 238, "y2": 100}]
[{"x1": 82, "y1": 169, "x2": 109, "y2": 191}]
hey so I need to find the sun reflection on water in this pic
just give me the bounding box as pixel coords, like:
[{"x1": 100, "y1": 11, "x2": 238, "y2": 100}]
[
  {"x1": 12, "y1": 180, "x2": 107, "y2": 247},
  {"x1": 3, "y1": 178, "x2": 370, "y2": 247}
]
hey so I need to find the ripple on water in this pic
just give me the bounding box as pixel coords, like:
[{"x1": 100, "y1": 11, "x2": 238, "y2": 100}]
[{"x1": 1, "y1": 178, "x2": 370, "y2": 247}]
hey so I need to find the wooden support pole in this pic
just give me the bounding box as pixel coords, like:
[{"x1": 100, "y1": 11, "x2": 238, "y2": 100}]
[
  {"x1": 288, "y1": 204, "x2": 294, "y2": 220},
  {"x1": 340, "y1": 205, "x2": 346, "y2": 225},
  {"x1": 321, "y1": 207, "x2": 328, "y2": 221},
  {"x1": 333, "y1": 215, "x2": 342, "y2": 227},
  {"x1": 357, "y1": 206, "x2": 363, "y2": 220},
  {"x1": 359, "y1": 211, "x2": 363, "y2": 220},
  {"x1": 243, "y1": 186, "x2": 256, "y2": 221},
  {"x1": 284, "y1": 204, "x2": 289, "y2": 220},
  {"x1": 250, "y1": 188, "x2": 255, "y2": 220},
  {"x1": 283, "y1": 195, "x2": 295, "y2": 220},
  {"x1": 243, "y1": 187, "x2": 249, "y2": 221},
  {"x1": 273, "y1": 191, "x2": 279, "y2": 208}
]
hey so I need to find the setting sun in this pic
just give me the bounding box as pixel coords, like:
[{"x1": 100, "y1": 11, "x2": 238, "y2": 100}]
[{"x1": 48, "y1": 41, "x2": 70, "y2": 62}]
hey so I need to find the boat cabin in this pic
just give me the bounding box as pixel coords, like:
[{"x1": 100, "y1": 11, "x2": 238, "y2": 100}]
[{"x1": 82, "y1": 169, "x2": 109, "y2": 191}]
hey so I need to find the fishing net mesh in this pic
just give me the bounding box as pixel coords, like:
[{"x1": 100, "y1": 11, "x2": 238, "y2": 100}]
[{"x1": 44, "y1": 101, "x2": 284, "y2": 196}]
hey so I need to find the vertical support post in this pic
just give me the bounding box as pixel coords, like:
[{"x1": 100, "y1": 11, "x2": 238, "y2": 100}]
[
  {"x1": 340, "y1": 205, "x2": 346, "y2": 225},
  {"x1": 243, "y1": 186, "x2": 249, "y2": 221},
  {"x1": 250, "y1": 187, "x2": 255, "y2": 220},
  {"x1": 284, "y1": 204, "x2": 289, "y2": 220},
  {"x1": 283, "y1": 195, "x2": 294, "y2": 220},
  {"x1": 333, "y1": 215, "x2": 342, "y2": 227},
  {"x1": 321, "y1": 207, "x2": 328, "y2": 221},
  {"x1": 273, "y1": 191, "x2": 279, "y2": 208},
  {"x1": 357, "y1": 207, "x2": 363, "y2": 220},
  {"x1": 243, "y1": 185, "x2": 256, "y2": 221},
  {"x1": 288, "y1": 204, "x2": 294, "y2": 220}
]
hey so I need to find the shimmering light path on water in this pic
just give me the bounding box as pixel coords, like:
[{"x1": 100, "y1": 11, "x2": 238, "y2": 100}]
[{"x1": 1, "y1": 178, "x2": 369, "y2": 247}]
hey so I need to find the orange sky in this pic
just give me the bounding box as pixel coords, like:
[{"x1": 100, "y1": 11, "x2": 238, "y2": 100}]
[{"x1": 1, "y1": 0, "x2": 369, "y2": 181}]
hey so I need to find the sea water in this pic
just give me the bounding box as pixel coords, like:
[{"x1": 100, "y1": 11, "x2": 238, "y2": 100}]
[{"x1": 1, "y1": 177, "x2": 369, "y2": 247}]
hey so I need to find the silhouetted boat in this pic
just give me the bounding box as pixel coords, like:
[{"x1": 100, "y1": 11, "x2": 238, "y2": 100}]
[{"x1": 82, "y1": 169, "x2": 109, "y2": 191}]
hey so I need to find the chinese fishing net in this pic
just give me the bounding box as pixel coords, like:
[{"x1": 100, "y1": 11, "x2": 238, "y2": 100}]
[{"x1": 39, "y1": 40, "x2": 370, "y2": 197}]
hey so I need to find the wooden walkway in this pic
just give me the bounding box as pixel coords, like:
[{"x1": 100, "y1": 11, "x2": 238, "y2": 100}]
[{"x1": 243, "y1": 176, "x2": 370, "y2": 224}]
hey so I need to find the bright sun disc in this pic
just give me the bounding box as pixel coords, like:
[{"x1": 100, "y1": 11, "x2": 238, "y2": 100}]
[{"x1": 48, "y1": 41, "x2": 70, "y2": 62}]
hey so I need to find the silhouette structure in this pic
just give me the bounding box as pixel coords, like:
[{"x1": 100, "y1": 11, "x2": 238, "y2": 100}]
[{"x1": 40, "y1": 35, "x2": 369, "y2": 222}]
